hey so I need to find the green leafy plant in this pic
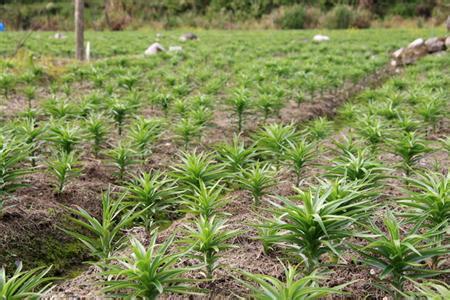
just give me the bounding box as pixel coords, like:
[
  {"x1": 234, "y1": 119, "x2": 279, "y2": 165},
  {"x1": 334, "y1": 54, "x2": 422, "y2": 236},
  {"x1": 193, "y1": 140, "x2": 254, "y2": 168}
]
[
  {"x1": 15, "y1": 117, "x2": 45, "y2": 166},
  {"x1": 356, "y1": 213, "x2": 448, "y2": 295},
  {"x1": 439, "y1": 136, "x2": 450, "y2": 153},
  {"x1": 153, "y1": 93, "x2": 173, "y2": 117},
  {"x1": 389, "y1": 131, "x2": 431, "y2": 174},
  {"x1": 173, "y1": 99, "x2": 190, "y2": 117},
  {"x1": 126, "y1": 171, "x2": 177, "y2": 228},
  {"x1": 179, "y1": 181, "x2": 227, "y2": 218},
  {"x1": 173, "y1": 117, "x2": 203, "y2": 148},
  {"x1": 238, "y1": 263, "x2": 346, "y2": 299},
  {"x1": 189, "y1": 106, "x2": 213, "y2": 127},
  {"x1": 283, "y1": 140, "x2": 315, "y2": 185},
  {"x1": 106, "y1": 142, "x2": 138, "y2": 181},
  {"x1": 407, "y1": 280, "x2": 450, "y2": 299},
  {"x1": 181, "y1": 215, "x2": 239, "y2": 279},
  {"x1": 338, "y1": 102, "x2": 358, "y2": 121},
  {"x1": 396, "y1": 113, "x2": 419, "y2": 133},
  {"x1": 118, "y1": 73, "x2": 139, "y2": 91},
  {"x1": 215, "y1": 134, "x2": 256, "y2": 174},
  {"x1": 256, "y1": 93, "x2": 283, "y2": 122},
  {"x1": 47, "y1": 151, "x2": 80, "y2": 194},
  {"x1": 0, "y1": 137, "x2": 32, "y2": 194},
  {"x1": 326, "y1": 149, "x2": 387, "y2": 187},
  {"x1": 101, "y1": 234, "x2": 203, "y2": 299},
  {"x1": 109, "y1": 99, "x2": 133, "y2": 135},
  {"x1": 416, "y1": 99, "x2": 442, "y2": 130},
  {"x1": 238, "y1": 163, "x2": 276, "y2": 205},
  {"x1": 0, "y1": 73, "x2": 15, "y2": 99},
  {"x1": 357, "y1": 117, "x2": 385, "y2": 147},
  {"x1": 171, "y1": 151, "x2": 223, "y2": 191},
  {"x1": 229, "y1": 88, "x2": 251, "y2": 133},
  {"x1": 377, "y1": 99, "x2": 399, "y2": 120},
  {"x1": 255, "y1": 123, "x2": 298, "y2": 166},
  {"x1": 42, "y1": 98, "x2": 79, "y2": 119},
  {"x1": 129, "y1": 117, "x2": 162, "y2": 158},
  {"x1": 332, "y1": 134, "x2": 361, "y2": 156},
  {"x1": 0, "y1": 262, "x2": 54, "y2": 299},
  {"x1": 63, "y1": 189, "x2": 141, "y2": 261},
  {"x1": 305, "y1": 117, "x2": 333, "y2": 140},
  {"x1": 84, "y1": 113, "x2": 109, "y2": 157},
  {"x1": 46, "y1": 123, "x2": 82, "y2": 154},
  {"x1": 23, "y1": 86, "x2": 36, "y2": 109},
  {"x1": 398, "y1": 171, "x2": 449, "y2": 231},
  {"x1": 261, "y1": 183, "x2": 374, "y2": 272}
]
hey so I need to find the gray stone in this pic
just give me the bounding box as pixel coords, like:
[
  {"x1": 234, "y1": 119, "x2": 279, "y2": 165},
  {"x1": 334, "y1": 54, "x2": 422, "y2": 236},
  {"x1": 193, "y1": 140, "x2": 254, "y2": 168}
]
[
  {"x1": 179, "y1": 33, "x2": 198, "y2": 41},
  {"x1": 425, "y1": 37, "x2": 445, "y2": 53}
]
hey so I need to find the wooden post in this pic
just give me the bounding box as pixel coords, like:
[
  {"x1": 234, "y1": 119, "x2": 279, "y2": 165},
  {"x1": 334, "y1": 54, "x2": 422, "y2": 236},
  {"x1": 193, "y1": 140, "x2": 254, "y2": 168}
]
[{"x1": 75, "y1": 0, "x2": 85, "y2": 60}]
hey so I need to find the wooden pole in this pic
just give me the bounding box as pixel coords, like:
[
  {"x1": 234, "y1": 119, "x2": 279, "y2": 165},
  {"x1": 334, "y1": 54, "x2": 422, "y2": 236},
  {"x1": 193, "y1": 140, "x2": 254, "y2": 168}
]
[{"x1": 75, "y1": 0, "x2": 85, "y2": 60}]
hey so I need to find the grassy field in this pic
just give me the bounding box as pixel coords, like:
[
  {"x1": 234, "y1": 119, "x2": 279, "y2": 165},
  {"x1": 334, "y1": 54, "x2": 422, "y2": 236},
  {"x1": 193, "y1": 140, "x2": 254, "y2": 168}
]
[{"x1": 0, "y1": 28, "x2": 449, "y2": 299}]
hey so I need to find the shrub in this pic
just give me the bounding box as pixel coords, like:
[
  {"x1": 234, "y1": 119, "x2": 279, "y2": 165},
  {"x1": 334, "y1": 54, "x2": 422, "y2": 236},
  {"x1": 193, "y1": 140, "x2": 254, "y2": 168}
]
[
  {"x1": 352, "y1": 9, "x2": 372, "y2": 29},
  {"x1": 324, "y1": 5, "x2": 353, "y2": 29},
  {"x1": 277, "y1": 5, "x2": 308, "y2": 30}
]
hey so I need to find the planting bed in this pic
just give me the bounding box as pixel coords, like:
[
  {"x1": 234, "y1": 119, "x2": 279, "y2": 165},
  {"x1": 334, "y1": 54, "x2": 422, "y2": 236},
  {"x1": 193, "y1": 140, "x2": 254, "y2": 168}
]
[{"x1": 0, "y1": 29, "x2": 448, "y2": 299}]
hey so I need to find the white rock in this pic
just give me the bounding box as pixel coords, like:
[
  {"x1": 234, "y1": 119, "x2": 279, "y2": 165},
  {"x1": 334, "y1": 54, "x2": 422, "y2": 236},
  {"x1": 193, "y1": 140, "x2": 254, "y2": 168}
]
[
  {"x1": 445, "y1": 37, "x2": 450, "y2": 49},
  {"x1": 53, "y1": 32, "x2": 66, "y2": 39},
  {"x1": 169, "y1": 46, "x2": 183, "y2": 52},
  {"x1": 408, "y1": 38, "x2": 424, "y2": 49},
  {"x1": 313, "y1": 34, "x2": 330, "y2": 42},
  {"x1": 392, "y1": 48, "x2": 404, "y2": 59},
  {"x1": 390, "y1": 60, "x2": 397, "y2": 67},
  {"x1": 144, "y1": 43, "x2": 165, "y2": 56}
]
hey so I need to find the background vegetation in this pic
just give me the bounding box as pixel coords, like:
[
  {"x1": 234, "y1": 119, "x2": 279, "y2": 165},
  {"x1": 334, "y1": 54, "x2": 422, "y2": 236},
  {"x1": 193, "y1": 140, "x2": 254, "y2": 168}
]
[{"x1": 0, "y1": 0, "x2": 449, "y2": 30}]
